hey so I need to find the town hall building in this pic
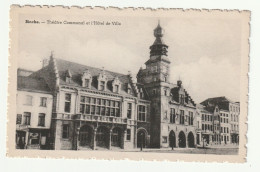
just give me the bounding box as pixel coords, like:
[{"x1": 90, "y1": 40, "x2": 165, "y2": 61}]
[{"x1": 16, "y1": 23, "x2": 239, "y2": 150}]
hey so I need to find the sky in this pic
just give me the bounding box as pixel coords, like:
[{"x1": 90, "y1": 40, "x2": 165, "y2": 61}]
[{"x1": 17, "y1": 11, "x2": 243, "y2": 103}]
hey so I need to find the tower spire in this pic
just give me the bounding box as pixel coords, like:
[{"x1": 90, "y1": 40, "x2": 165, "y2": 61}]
[{"x1": 150, "y1": 21, "x2": 168, "y2": 57}]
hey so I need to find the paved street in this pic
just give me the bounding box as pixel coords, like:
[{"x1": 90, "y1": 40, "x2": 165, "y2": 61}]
[{"x1": 114, "y1": 146, "x2": 239, "y2": 155}]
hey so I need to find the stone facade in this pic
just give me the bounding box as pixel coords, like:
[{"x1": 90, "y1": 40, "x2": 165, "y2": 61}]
[
  {"x1": 137, "y1": 23, "x2": 197, "y2": 148},
  {"x1": 16, "y1": 23, "x2": 240, "y2": 150}
]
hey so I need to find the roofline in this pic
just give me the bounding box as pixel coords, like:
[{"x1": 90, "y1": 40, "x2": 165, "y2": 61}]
[
  {"x1": 17, "y1": 88, "x2": 53, "y2": 95},
  {"x1": 17, "y1": 68, "x2": 34, "y2": 72}
]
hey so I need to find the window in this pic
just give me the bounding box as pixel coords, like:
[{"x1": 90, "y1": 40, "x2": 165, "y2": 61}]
[
  {"x1": 62, "y1": 124, "x2": 69, "y2": 139},
  {"x1": 127, "y1": 103, "x2": 132, "y2": 119},
  {"x1": 179, "y1": 110, "x2": 185, "y2": 124},
  {"x1": 25, "y1": 95, "x2": 33, "y2": 105},
  {"x1": 162, "y1": 136, "x2": 168, "y2": 143},
  {"x1": 16, "y1": 114, "x2": 22, "y2": 124},
  {"x1": 66, "y1": 76, "x2": 71, "y2": 83},
  {"x1": 164, "y1": 89, "x2": 167, "y2": 96},
  {"x1": 24, "y1": 112, "x2": 31, "y2": 125},
  {"x1": 202, "y1": 124, "x2": 204, "y2": 130},
  {"x1": 180, "y1": 95, "x2": 185, "y2": 104},
  {"x1": 138, "y1": 105, "x2": 146, "y2": 122},
  {"x1": 140, "y1": 92, "x2": 143, "y2": 98},
  {"x1": 126, "y1": 129, "x2": 131, "y2": 141},
  {"x1": 188, "y1": 112, "x2": 193, "y2": 125},
  {"x1": 202, "y1": 114, "x2": 204, "y2": 120},
  {"x1": 115, "y1": 85, "x2": 119, "y2": 93},
  {"x1": 85, "y1": 79, "x2": 90, "y2": 88},
  {"x1": 127, "y1": 88, "x2": 131, "y2": 94},
  {"x1": 227, "y1": 127, "x2": 229, "y2": 133},
  {"x1": 80, "y1": 96, "x2": 120, "y2": 117},
  {"x1": 100, "y1": 81, "x2": 105, "y2": 91},
  {"x1": 38, "y1": 113, "x2": 45, "y2": 126},
  {"x1": 153, "y1": 89, "x2": 156, "y2": 95},
  {"x1": 64, "y1": 93, "x2": 71, "y2": 113},
  {"x1": 40, "y1": 97, "x2": 47, "y2": 107},
  {"x1": 170, "y1": 108, "x2": 175, "y2": 123}
]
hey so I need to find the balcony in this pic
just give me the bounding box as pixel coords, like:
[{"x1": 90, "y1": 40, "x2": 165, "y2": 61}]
[
  {"x1": 52, "y1": 113, "x2": 137, "y2": 125},
  {"x1": 202, "y1": 129, "x2": 213, "y2": 134}
]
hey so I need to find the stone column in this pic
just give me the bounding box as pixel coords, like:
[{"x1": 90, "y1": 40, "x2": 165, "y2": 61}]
[
  {"x1": 92, "y1": 128, "x2": 97, "y2": 150},
  {"x1": 121, "y1": 129, "x2": 126, "y2": 149},
  {"x1": 186, "y1": 135, "x2": 188, "y2": 148},
  {"x1": 76, "y1": 127, "x2": 80, "y2": 150},
  {"x1": 108, "y1": 129, "x2": 112, "y2": 150},
  {"x1": 25, "y1": 130, "x2": 29, "y2": 149}
]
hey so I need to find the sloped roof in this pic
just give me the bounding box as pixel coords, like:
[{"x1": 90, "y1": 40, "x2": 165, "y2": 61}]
[
  {"x1": 200, "y1": 96, "x2": 232, "y2": 111},
  {"x1": 196, "y1": 104, "x2": 212, "y2": 114},
  {"x1": 54, "y1": 58, "x2": 148, "y2": 99},
  {"x1": 17, "y1": 76, "x2": 51, "y2": 93}
]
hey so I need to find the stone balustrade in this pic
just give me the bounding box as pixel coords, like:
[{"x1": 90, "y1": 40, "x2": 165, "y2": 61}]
[{"x1": 52, "y1": 113, "x2": 137, "y2": 125}]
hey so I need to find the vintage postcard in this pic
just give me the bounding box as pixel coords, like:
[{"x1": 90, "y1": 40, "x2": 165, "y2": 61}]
[{"x1": 8, "y1": 6, "x2": 250, "y2": 162}]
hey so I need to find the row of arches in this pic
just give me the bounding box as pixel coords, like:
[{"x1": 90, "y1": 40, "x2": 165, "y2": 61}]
[
  {"x1": 79, "y1": 125, "x2": 123, "y2": 148},
  {"x1": 79, "y1": 125, "x2": 148, "y2": 149},
  {"x1": 169, "y1": 131, "x2": 195, "y2": 148}
]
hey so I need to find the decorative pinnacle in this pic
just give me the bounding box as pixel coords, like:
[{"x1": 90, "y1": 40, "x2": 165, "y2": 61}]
[{"x1": 154, "y1": 20, "x2": 164, "y2": 38}]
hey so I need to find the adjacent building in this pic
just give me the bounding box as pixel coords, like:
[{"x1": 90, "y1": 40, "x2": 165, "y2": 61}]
[
  {"x1": 200, "y1": 97, "x2": 240, "y2": 145},
  {"x1": 16, "y1": 75, "x2": 53, "y2": 149}
]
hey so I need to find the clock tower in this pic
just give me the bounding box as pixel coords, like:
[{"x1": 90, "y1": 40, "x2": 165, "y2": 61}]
[
  {"x1": 137, "y1": 22, "x2": 171, "y2": 84},
  {"x1": 137, "y1": 22, "x2": 172, "y2": 147}
]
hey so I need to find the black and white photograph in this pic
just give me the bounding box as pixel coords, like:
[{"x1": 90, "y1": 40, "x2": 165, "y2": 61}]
[{"x1": 7, "y1": 6, "x2": 250, "y2": 163}]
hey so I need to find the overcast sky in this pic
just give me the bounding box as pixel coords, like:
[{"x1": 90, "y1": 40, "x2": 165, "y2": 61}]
[{"x1": 17, "y1": 11, "x2": 243, "y2": 103}]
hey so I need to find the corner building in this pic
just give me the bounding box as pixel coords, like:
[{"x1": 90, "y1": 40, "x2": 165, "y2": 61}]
[{"x1": 137, "y1": 23, "x2": 197, "y2": 148}]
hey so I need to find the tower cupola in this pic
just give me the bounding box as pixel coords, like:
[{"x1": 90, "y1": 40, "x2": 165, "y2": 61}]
[{"x1": 150, "y1": 21, "x2": 168, "y2": 57}]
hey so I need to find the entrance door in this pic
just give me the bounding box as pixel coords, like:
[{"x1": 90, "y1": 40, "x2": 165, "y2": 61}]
[
  {"x1": 188, "y1": 132, "x2": 195, "y2": 148},
  {"x1": 169, "y1": 131, "x2": 176, "y2": 148},
  {"x1": 137, "y1": 130, "x2": 146, "y2": 148},
  {"x1": 196, "y1": 134, "x2": 200, "y2": 145},
  {"x1": 96, "y1": 126, "x2": 109, "y2": 148},
  {"x1": 178, "y1": 131, "x2": 186, "y2": 148},
  {"x1": 79, "y1": 125, "x2": 92, "y2": 147},
  {"x1": 16, "y1": 131, "x2": 26, "y2": 149},
  {"x1": 111, "y1": 128, "x2": 121, "y2": 147}
]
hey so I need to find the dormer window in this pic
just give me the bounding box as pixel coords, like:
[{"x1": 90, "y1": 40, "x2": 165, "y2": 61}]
[
  {"x1": 65, "y1": 70, "x2": 72, "y2": 83},
  {"x1": 180, "y1": 94, "x2": 185, "y2": 104},
  {"x1": 115, "y1": 85, "x2": 119, "y2": 93},
  {"x1": 85, "y1": 79, "x2": 90, "y2": 88},
  {"x1": 140, "y1": 92, "x2": 143, "y2": 98},
  {"x1": 66, "y1": 76, "x2": 71, "y2": 83},
  {"x1": 112, "y1": 76, "x2": 121, "y2": 93},
  {"x1": 139, "y1": 88, "x2": 144, "y2": 99},
  {"x1": 81, "y1": 70, "x2": 92, "y2": 88},
  {"x1": 100, "y1": 81, "x2": 105, "y2": 91},
  {"x1": 126, "y1": 83, "x2": 131, "y2": 94},
  {"x1": 97, "y1": 69, "x2": 107, "y2": 91}
]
